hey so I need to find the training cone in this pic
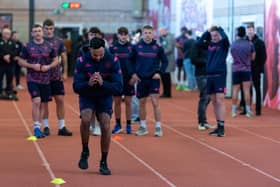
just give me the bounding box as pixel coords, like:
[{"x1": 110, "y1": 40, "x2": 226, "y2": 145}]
[
  {"x1": 113, "y1": 135, "x2": 123, "y2": 141},
  {"x1": 26, "y1": 136, "x2": 37, "y2": 141},
  {"x1": 50, "y1": 178, "x2": 66, "y2": 185}
]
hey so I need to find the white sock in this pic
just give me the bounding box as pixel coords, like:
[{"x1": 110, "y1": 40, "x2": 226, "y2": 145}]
[
  {"x1": 58, "y1": 119, "x2": 65, "y2": 129},
  {"x1": 155, "y1": 121, "x2": 161, "y2": 128},
  {"x1": 245, "y1": 105, "x2": 251, "y2": 113},
  {"x1": 140, "y1": 120, "x2": 146, "y2": 128},
  {"x1": 232, "y1": 105, "x2": 237, "y2": 113},
  {"x1": 34, "y1": 121, "x2": 40, "y2": 129},
  {"x1": 42, "y1": 119, "x2": 49, "y2": 128}
]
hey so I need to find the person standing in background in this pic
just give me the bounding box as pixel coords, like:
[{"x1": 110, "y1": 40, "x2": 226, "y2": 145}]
[
  {"x1": 159, "y1": 27, "x2": 175, "y2": 98},
  {"x1": 231, "y1": 26, "x2": 256, "y2": 118},
  {"x1": 11, "y1": 31, "x2": 24, "y2": 90},
  {"x1": 42, "y1": 19, "x2": 72, "y2": 136},
  {"x1": 183, "y1": 29, "x2": 196, "y2": 91},
  {"x1": 246, "y1": 23, "x2": 267, "y2": 116},
  {"x1": 0, "y1": 27, "x2": 17, "y2": 98},
  {"x1": 206, "y1": 26, "x2": 230, "y2": 137},
  {"x1": 191, "y1": 31, "x2": 213, "y2": 131},
  {"x1": 175, "y1": 27, "x2": 187, "y2": 91}
]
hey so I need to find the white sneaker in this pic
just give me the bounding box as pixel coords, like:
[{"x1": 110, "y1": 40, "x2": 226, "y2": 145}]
[
  {"x1": 90, "y1": 121, "x2": 101, "y2": 136},
  {"x1": 135, "y1": 126, "x2": 148, "y2": 136},
  {"x1": 204, "y1": 123, "x2": 214, "y2": 129},
  {"x1": 93, "y1": 122, "x2": 101, "y2": 136},
  {"x1": 231, "y1": 111, "x2": 237, "y2": 118},
  {"x1": 154, "y1": 127, "x2": 163, "y2": 137},
  {"x1": 246, "y1": 111, "x2": 254, "y2": 118},
  {"x1": 198, "y1": 123, "x2": 206, "y2": 131},
  {"x1": 16, "y1": 84, "x2": 24, "y2": 90}
]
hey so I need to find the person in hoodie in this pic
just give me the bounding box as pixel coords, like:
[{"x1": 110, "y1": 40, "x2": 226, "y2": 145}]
[
  {"x1": 110, "y1": 26, "x2": 134, "y2": 134},
  {"x1": 128, "y1": 25, "x2": 168, "y2": 137},
  {"x1": 78, "y1": 26, "x2": 103, "y2": 136},
  {"x1": 73, "y1": 37, "x2": 123, "y2": 175},
  {"x1": 205, "y1": 26, "x2": 230, "y2": 137},
  {"x1": 191, "y1": 31, "x2": 213, "y2": 131}
]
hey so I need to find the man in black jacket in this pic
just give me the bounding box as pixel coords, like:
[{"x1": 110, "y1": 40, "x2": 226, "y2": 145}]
[
  {"x1": 191, "y1": 32, "x2": 213, "y2": 131},
  {"x1": 247, "y1": 23, "x2": 267, "y2": 116},
  {"x1": 0, "y1": 27, "x2": 17, "y2": 97}
]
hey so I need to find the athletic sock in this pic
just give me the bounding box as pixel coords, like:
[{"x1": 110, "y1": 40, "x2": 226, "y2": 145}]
[
  {"x1": 42, "y1": 119, "x2": 49, "y2": 128},
  {"x1": 245, "y1": 105, "x2": 251, "y2": 113},
  {"x1": 217, "y1": 120, "x2": 225, "y2": 127},
  {"x1": 232, "y1": 105, "x2": 237, "y2": 113},
  {"x1": 101, "y1": 152, "x2": 108, "y2": 163},
  {"x1": 82, "y1": 143, "x2": 89, "y2": 153},
  {"x1": 155, "y1": 121, "x2": 161, "y2": 128},
  {"x1": 34, "y1": 121, "x2": 40, "y2": 129},
  {"x1": 58, "y1": 119, "x2": 65, "y2": 129},
  {"x1": 116, "y1": 118, "x2": 121, "y2": 126},
  {"x1": 140, "y1": 120, "x2": 146, "y2": 128}
]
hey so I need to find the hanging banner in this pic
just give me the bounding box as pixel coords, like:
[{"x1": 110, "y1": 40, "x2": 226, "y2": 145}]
[{"x1": 263, "y1": 0, "x2": 280, "y2": 110}]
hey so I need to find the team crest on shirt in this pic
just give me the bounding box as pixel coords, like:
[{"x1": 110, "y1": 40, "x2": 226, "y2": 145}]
[
  {"x1": 114, "y1": 46, "x2": 118, "y2": 50},
  {"x1": 152, "y1": 45, "x2": 158, "y2": 50},
  {"x1": 127, "y1": 46, "x2": 132, "y2": 51},
  {"x1": 85, "y1": 63, "x2": 91, "y2": 68},
  {"x1": 138, "y1": 45, "x2": 143, "y2": 48}
]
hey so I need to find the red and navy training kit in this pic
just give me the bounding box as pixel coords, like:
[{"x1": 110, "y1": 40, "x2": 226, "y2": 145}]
[
  {"x1": 109, "y1": 41, "x2": 134, "y2": 96},
  {"x1": 20, "y1": 40, "x2": 57, "y2": 102},
  {"x1": 206, "y1": 29, "x2": 230, "y2": 94},
  {"x1": 73, "y1": 51, "x2": 123, "y2": 116},
  {"x1": 128, "y1": 39, "x2": 168, "y2": 98},
  {"x1": 44, "y1": 37, "x2": 66, "y2": 97}
]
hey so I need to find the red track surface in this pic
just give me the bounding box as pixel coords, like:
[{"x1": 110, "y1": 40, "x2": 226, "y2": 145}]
[{"x1": 1, "y1": 79, "x2": 280, "y2": 187}]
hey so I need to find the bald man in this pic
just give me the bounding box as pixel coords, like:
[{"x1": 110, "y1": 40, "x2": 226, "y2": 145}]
[{"x1": 0, "y1": 27, "x2": 17, "y2": 98}]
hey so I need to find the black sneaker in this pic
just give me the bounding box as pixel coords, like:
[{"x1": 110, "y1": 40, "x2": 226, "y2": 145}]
[
  {"x1": 209, "y1": 126, "x2": 224, "y2": 137},
  {"x1": 58, "y1": 127, "x2": 73, "y2": 136},
  {"x1": 44, "y1": 127, "x2": 50, "y2": 136},
  {"x1": 99, "y1": 161, "x2": 111, "y2": 175},
  {"x1": 78, "y1": 151, "x2": 89, "y2": 170}
]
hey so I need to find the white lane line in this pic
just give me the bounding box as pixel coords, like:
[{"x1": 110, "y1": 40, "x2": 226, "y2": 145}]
[
  {"x1": 66, "y1": 104, "x2": 176, "y2": 187},
  {"x1": 164, "y1": 101, "x2": 280, "y2": 145},
  {"x1": 161, "y1": 122, "x2": 280, "y2": 183},
  {"x1": 13, "y1": 101, "x2": 60, "y2": 187}
]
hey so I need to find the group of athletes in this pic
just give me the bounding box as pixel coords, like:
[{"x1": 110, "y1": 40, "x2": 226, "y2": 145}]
[{"x1": 10, "y1": 17, "x2": 265, "y2": 175}]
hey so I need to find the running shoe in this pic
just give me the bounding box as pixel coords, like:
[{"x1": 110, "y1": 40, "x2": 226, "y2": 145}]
[
  {"x1": 135, "y1": 126, "x2": 148, "y2": 136},
  {"x1": 204, "y1": 123, "x2": 214, "y2": 129},
  {"x1": 99, "y1": 161, "x2": 111, "y2": 175},
  {"x1": 34, "y1": 128, "x2": 45, "y2": 138},
  {"x1": 58, "y1": 127, "x2": 72, "y2": 136},
  {"x1": 231, "y1": 111, "x2": 237, "y2": 118},
  {"x1": 198, "y1": 123, "x2": 206, "y2": 131},
  {"x1": 209, "y1": 126, "x2": 224, "y2": 137},
  {"x1": 112, "y1": 124, "x2": 123, "y2": 134},
  {"x1": 78, "y1": 151, "x2": 89, "y2": 170},
  {"x1": 246, "y1": 111, "x2": 254, "y2": 118},
  {"x1": 43, "y1": 127, "x2": 50, "y2": 136},
  {"x1": 154, "y1": 127, "x2": 163, "y2": 137}
]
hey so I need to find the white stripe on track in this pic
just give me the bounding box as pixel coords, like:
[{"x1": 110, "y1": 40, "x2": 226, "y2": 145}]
[
  {"x1": 13, "y1": 101, "x2": 60, "y2": 187},
  {"x1": 161, "y1": 122, "x2": 280, "y2": 183},
  {"x1": 67, "y1": 104, "x2": 176, "y2": 187},
  {"x1": 161, "y1": 101, "x2": 280, "y2": 182},
  {"x1": 165, "y1": 101, "x2": 280, "y2": 145}
]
